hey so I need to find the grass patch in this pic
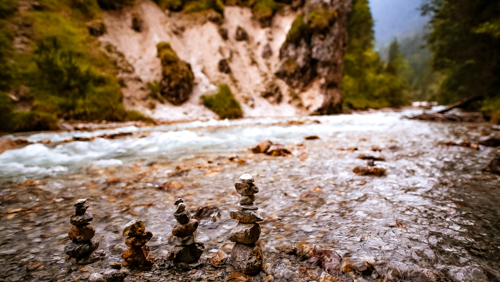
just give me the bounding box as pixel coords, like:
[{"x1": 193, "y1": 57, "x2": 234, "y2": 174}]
[{"x1": 201, "y1": 84, "x2": 243, "y2": 119}]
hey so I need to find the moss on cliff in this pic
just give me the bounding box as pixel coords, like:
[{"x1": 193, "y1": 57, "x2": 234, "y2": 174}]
[
  {"x1": 285, "y1": 6, "x2": 337, "y2": 45},
  {"x1": 157, "y1": 42, "x2": 194, "y2": 105},
  {"x1": 0, "y1": 0, "x2": 150, "y2": 132},
  {"x1": 155, "y1": 0, "x2": 224, "y2": 15},
  {"x1": 201, "y1": 84, "x2": 243, "y2": 119}
]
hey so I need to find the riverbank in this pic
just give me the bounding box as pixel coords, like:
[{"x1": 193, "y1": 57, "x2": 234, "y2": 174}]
[{"x1": 0, "y1": 110, "x2": 499, "y2": 281}]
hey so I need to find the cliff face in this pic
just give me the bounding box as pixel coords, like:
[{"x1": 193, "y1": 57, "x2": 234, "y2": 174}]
[
  {"x1": 277, "y1": 0, "x2": 350, "y2": 114},
  {"x1": 101, "y1": 0, "x2": 350, "y2": 120}
]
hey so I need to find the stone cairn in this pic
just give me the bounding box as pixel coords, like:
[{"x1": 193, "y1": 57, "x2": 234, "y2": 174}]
[
  {"x1": 122, "y1": 220, "x2": 154, "y2": 270},
  {"x1": 167, "y1": 197, "x2": 205, "y2": 266},
  {"x1": 65, "y1": 199, "x2": 99, "y2": 261},
  {"x1": 229, "y1": 174, "x2": 264, "y2": 274}
]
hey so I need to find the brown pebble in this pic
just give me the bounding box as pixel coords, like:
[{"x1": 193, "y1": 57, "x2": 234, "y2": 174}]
[{"x1": 172, "y1": 219, "x2": 199, "y2": 237}]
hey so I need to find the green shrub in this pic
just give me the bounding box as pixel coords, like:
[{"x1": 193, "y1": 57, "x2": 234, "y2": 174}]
[
  {"x1": 286, "y1": 14, "x2": 308, "y2": 44},
  {"x1": 11, "y1": 111, "x2": 58, "y2": 132},
  {"x1": 71, "y1": 0, "x2": 101, "y2": 19},
  {"x1": 125, "y1": 110, "x2": 155, "y2": 123},
  {"x1": 97, "y1": 0, "x2": 136, "y2": 10},
  {"x1": 184, "y1": 0, "x2": 224, "y2": 14},
  {"x1": 0, "y1": 0, "x2": 16, "y2": 18},
  {"x1": 201, "y1": 84, "x2": 243, "y2": 119},
  {"x1": 157, "y1": 42, "x2": 194, "y2": 105},
  {"x1": 251, "y1": 0, "x2": 278, "y2": 26}
]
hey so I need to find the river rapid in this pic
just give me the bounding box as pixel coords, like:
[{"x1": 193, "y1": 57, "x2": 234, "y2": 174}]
[{"x1": 0, "y1": 109, "x2": 499, "y2": 282}]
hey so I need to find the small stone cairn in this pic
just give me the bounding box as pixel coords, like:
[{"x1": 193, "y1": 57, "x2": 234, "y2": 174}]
[
  {"x1": 167, "y1": 197, "x2": 205, "y2": 265},
  {"x1": 122, "y1": 220, "x2": 154, "y2": 270},
  {"x1": 229, "y1": 174, "x2": 264, "y2": 274},
  {"x1": 65, "y1": 199, "x2": 99, "y2": 261}
]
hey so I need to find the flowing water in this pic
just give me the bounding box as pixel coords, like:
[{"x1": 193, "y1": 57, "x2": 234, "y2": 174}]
[{"x1": 0, "y1": 109, "x2": 499, "y2": 282}]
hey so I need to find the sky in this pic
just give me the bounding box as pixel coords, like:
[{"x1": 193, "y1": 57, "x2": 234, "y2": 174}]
[{"x1": 368, "y1": 0, "x2": 429, "y2": 48}]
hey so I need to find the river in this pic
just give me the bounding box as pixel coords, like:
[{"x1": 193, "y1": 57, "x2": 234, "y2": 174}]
[{"x1": 0, "y1": 109, "x2": 499, "y2": 281}]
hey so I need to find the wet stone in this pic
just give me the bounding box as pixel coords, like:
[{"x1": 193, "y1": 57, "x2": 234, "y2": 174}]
[
  {"x1": 238, "y1": 203, "x2": 258, "y2": 210},
  {"x1": 125, "y1": 231, "x2": 153, "y2": 247},
  {"x1": 230, "y1": 210, "x2": 263, "y2": 223},
  {"x1": 122, "y1": 245, "x2": 153, "y2": 269},
  {"x1": 173, "y1": 235, "x2": 195, "y2": 246},
  {"x1": 167, "y1": 243, "x2": 205, "y2": 263},
  {"x1": 103, "y1": 268, "x2": 129, "y2": 282},
  {"x1": 231, "y1": 242, "x2": 264, "y2": 274},
  {"x1": 64, "y1": 238, "x2": 99, "y2": 259},
  {"x1": 229, "y1": 222, "x2": 261, "y2": 244},
  {"x1": 174, "y1": 210, "x2": 190, "y2": 225},
  {"x1": 70, "y1": 212, "x2": 93, "y2": 226},
  {"x1": 235, "y1": 182, "x2": 259, "y2": 196},
  {"x1": 239, "y1": 195, "x2": 255, "y2": 205},
  {"x1": 172, "y1": 218, "x2": 199, "y2": 237},
  {"x1": 122, "y1": 220, "x2": 145, "y2": 237},
  {"x1": 68, "y1": 224, "x2": 95, "y2": 243}
]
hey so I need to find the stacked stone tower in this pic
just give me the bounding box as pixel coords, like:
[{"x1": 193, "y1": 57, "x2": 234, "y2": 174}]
[
  {"x1": 122, "y1": 220, "x2": 154, "y2": 269},
  {"x1": 229, "y1": 174, "x2": 264, "y2": 274},
  {"x1": 167, "y1": 197, "x2": 205, "y2": 265},
  {"x1": 65, "y1": 199, "x2": 99, "y2": 260}
]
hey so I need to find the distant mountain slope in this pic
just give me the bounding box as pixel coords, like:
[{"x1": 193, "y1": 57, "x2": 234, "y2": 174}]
[{"x1": 369, "y1": 0, "x2": 429, "y2": 48}]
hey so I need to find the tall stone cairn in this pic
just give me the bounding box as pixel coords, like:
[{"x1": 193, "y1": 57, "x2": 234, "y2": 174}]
[
  {"x1": 167, "y1": 197, "x2": 205, "y2": 264},
  {"x1": 122, "y1": 220, "x2": 154, "y2": 270},
  {"x1": 229, "y1": 174, "x2": 264, "y2": 274},
  {"x1": 64, "y1": 199, "x2": 99, "y2": 260}
]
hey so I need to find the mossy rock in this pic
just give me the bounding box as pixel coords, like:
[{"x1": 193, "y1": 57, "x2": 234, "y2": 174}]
[
  {"x1": 252, "y1": 0, "x2": 280, "y2": 27},
  {"x1": 157, "y1": 42, "x2": 194, "y2": 105},
  {"x1": 201, "y1": 84, "x2": 243, "y2": 119},
  {"x1": 285, "y1": 7, "x2": 337, "y2": 45}
]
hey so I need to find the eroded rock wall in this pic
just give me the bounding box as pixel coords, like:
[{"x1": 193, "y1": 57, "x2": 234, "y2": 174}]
[{"x1": 100, "y1": 0, "x2": 350, "y2": 121}]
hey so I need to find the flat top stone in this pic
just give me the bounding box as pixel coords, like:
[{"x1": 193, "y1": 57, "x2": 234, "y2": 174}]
[
  {"x1": 176, "y1": 203, "x2": 186, "y2": 213},
  {"x1": 240, "y1": 174, "x2": 254, "y2": 183},
  {"x1": 74, "y1": 199, "x2": 87, "y2": 207}
]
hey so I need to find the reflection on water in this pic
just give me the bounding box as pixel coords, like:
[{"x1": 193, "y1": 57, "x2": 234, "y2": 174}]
[{"x1": 0, "y1": 109, "x2": 499, "y2": 281}]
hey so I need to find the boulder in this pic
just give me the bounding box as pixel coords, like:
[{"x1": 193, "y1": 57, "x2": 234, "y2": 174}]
[
  {"x1": 157, "y1": 42, "x2": 194, "y2": 105},
  {"x1": 231, "y1": 242, "x2": 264, "y2": 274},
  {"x1": 479, "y1": 136, "x2": 500, "y2": 147},
  {"x1": 252, "y1": 140, "x2": 273, "y2": 154},
  {"x1": 484, "y1": 152, "x2": 500, "y2": 175},
  {"x1": 229, "y1": 222, "x2": 261, "y2": 244}
]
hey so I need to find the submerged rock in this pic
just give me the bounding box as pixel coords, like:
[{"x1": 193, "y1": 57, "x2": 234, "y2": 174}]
[
  {"x1": 479, "y1": 136, "x2": 500, "y2": 147},
  {"x1": 353, "y1": 166, "x2": 386, "y2": 176},
  {"x1": 483, "y1": 152, "x2": 500, "y2": 175}
]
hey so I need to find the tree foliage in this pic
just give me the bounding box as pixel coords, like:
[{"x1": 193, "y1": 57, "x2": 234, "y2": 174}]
[
  {"x1": 422, "y1": 0, "x2": 500, "y2": 115},
  {"x1": 342, "y1": 0, "x2": 408, "y2": 110}
]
